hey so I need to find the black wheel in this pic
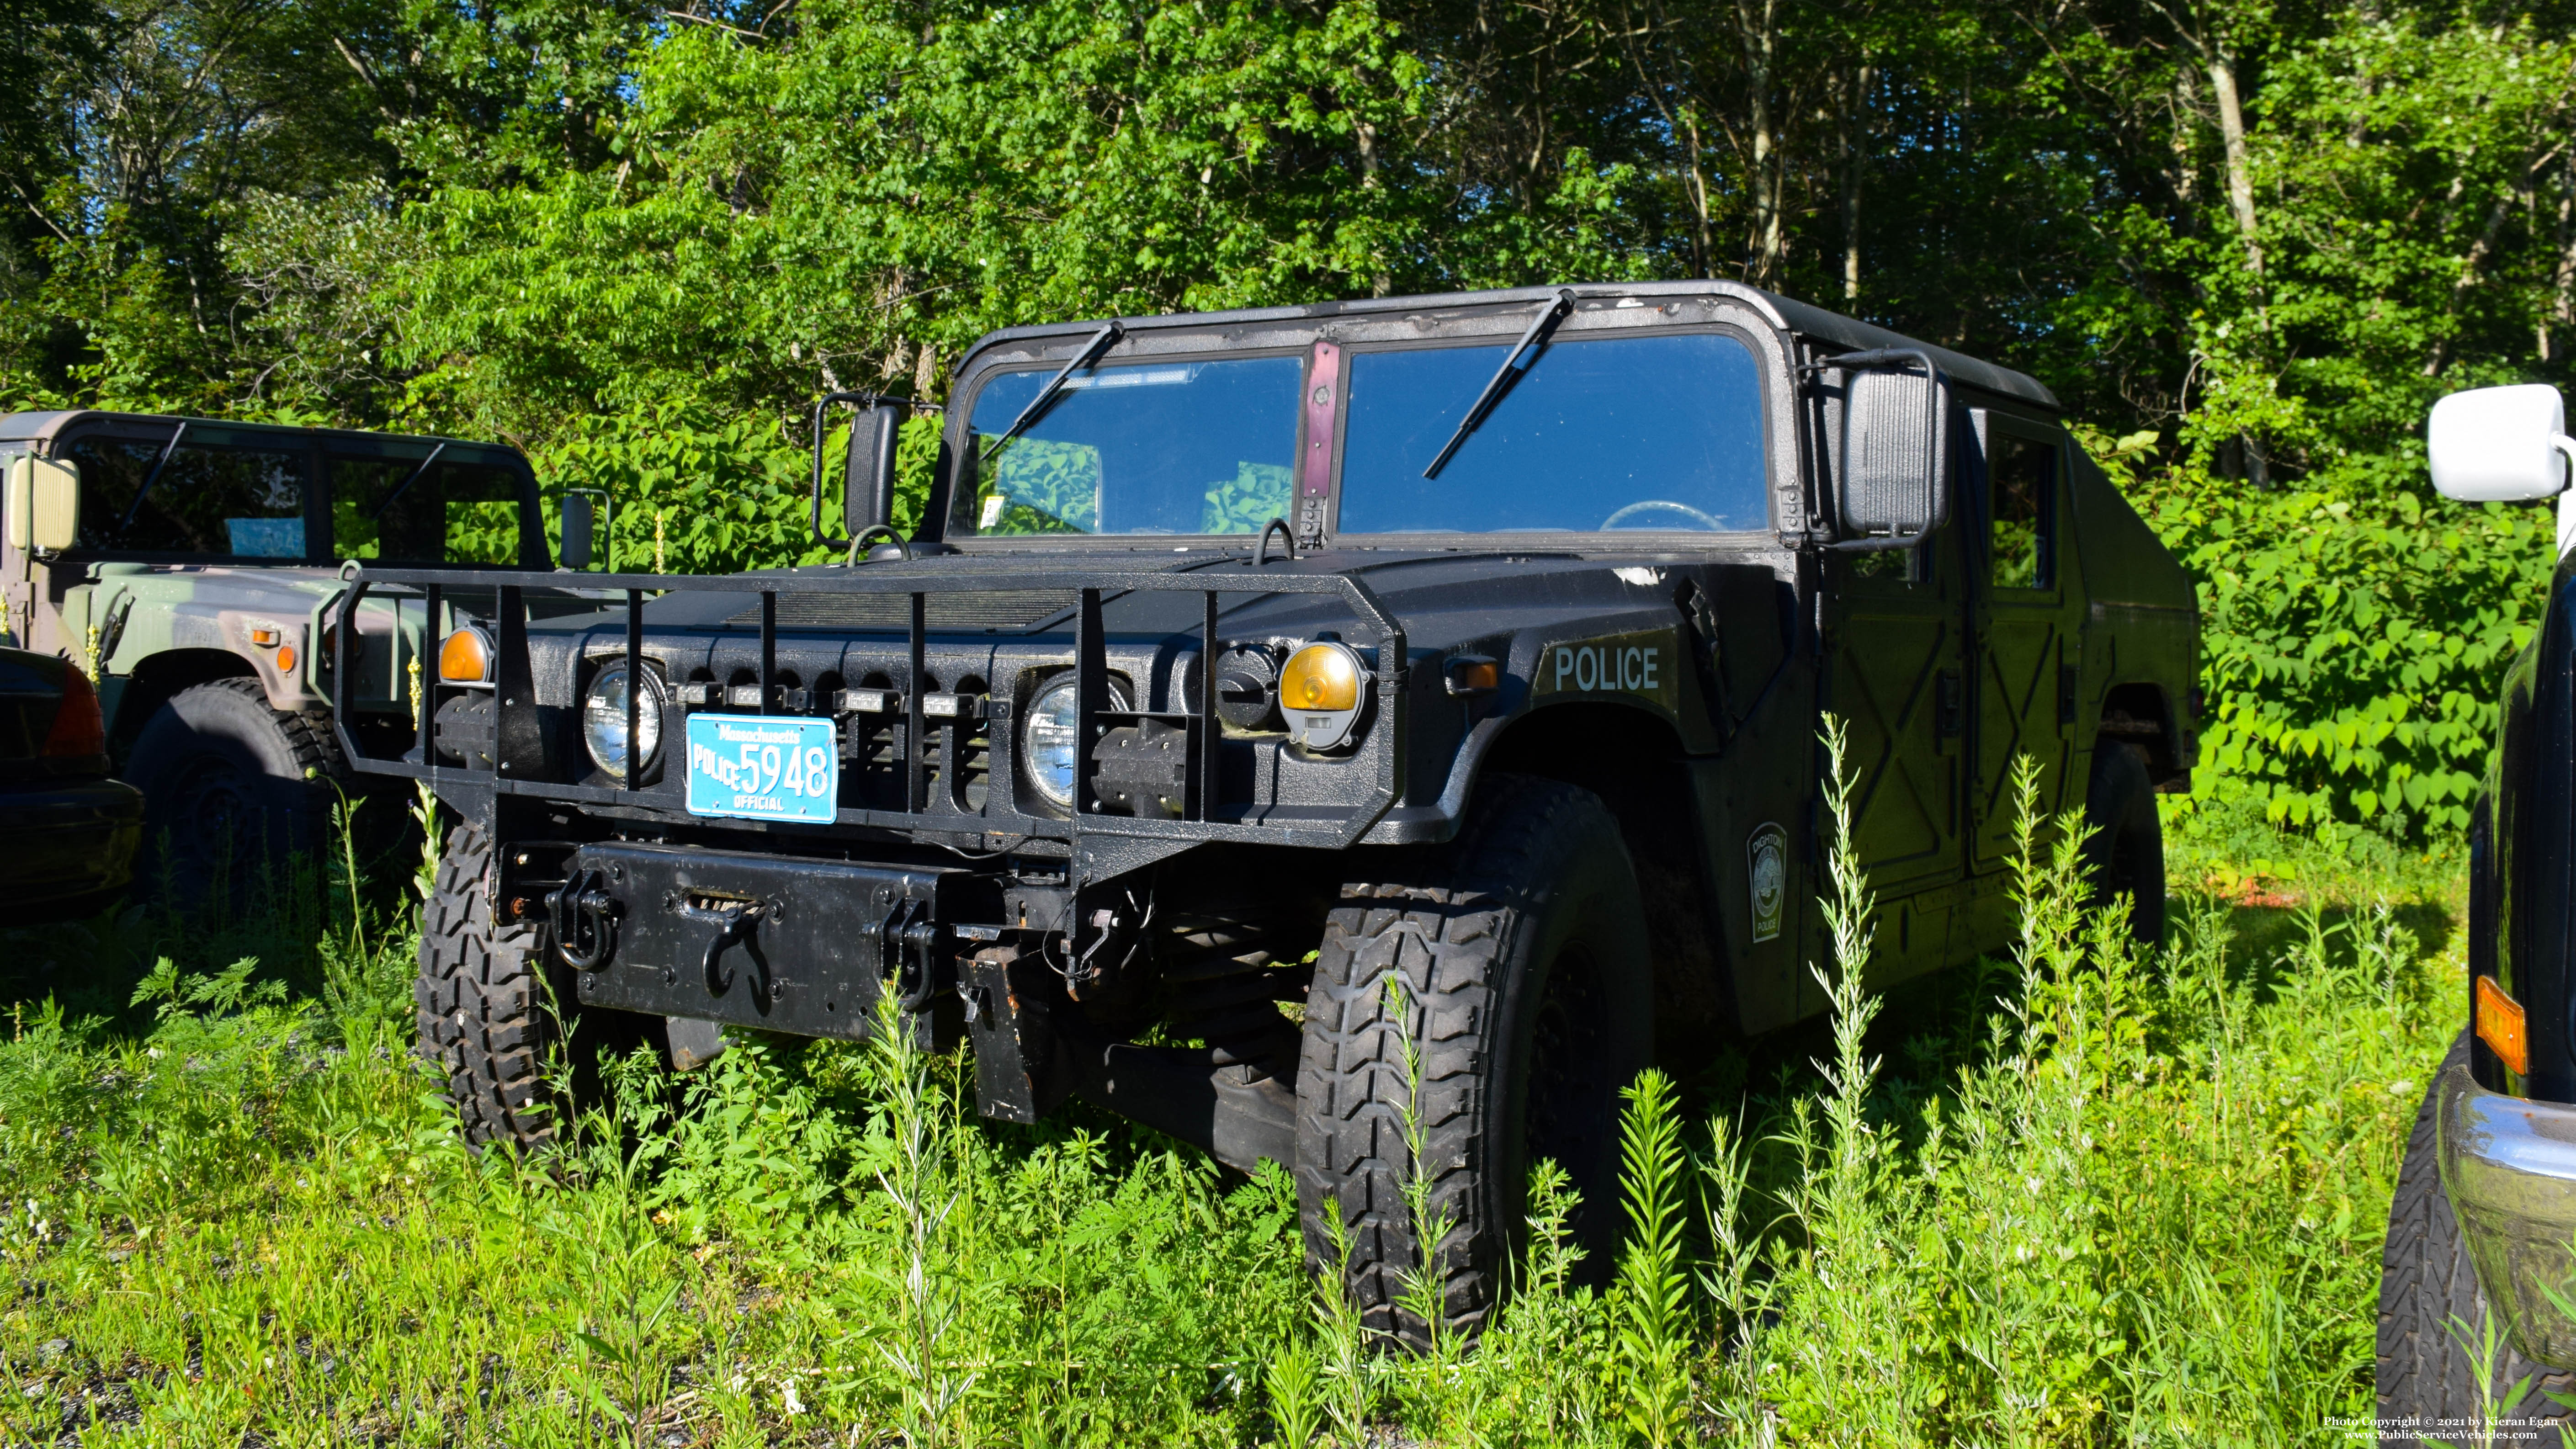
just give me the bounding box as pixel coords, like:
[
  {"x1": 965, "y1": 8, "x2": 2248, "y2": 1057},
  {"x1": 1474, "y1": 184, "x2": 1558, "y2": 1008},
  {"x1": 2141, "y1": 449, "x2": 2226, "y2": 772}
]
[
  {"x1": 415, "y1": 820, "x2": 655, "y2": 1151},
  {"x1": 1296, "y1": 774, "x2": 1651, "y2": 1340},
  {"x1": 124, "y1": 677, "x2": 343, "y2": 908},
  {"x1": 2378, "y1": 1031, "x2": 2574, "y2": 1444},
  {"x1": 2082, "y1": 739, "x2": 2165, "y2": 946}
]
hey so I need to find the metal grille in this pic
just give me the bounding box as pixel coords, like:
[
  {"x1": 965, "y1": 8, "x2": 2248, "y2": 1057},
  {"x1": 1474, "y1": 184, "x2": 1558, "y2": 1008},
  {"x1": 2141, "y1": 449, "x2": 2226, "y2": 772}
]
[{"x1": 728, "y1": 591, "x2": 1078, "y2": 632}]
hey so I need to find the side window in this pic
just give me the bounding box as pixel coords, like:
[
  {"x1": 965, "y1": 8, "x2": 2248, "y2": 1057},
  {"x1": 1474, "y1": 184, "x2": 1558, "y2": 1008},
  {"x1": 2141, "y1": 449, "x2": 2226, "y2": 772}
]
[
  {"x1": 69, "y1": 439, "x2": 310, "y2": 557},
  {"x1": 331, "y1": 457, "x2": 526, "y2": 564},
  {"x1": 1848, "y1": 545, "x2": 1917, "y2": 583},
  {"x1": 1987, "y1": 431, "x2": 2056, "y2": 590}
]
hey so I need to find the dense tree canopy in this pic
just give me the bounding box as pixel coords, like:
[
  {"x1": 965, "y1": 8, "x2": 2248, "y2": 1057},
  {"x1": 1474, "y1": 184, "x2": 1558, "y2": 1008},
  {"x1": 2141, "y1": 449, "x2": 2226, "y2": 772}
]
[
  {"x1": 12, "y1": 0, "x2": 2576, "y2": 459},
  {"x1": 5, "y1": 0, "x2": 2573, "y2": 840}
]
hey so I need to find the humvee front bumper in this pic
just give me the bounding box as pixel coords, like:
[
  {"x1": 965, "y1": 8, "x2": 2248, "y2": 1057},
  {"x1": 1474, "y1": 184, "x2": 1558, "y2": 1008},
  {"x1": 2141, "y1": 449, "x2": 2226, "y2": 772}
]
[
  {"x1": 328, "y1": 564, "x2": 1409, "y2": 861},
  {"x1": 2439, "y1": 1059, "x2": 2576, "y2": 1366}
]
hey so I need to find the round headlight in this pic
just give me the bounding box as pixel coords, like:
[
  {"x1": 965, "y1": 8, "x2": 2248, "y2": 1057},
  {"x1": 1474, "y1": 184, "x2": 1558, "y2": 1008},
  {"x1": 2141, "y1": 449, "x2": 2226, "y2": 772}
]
[
  {"x1": 583, "y1": 659, "x2": 665, "y2": 785},
  {"x1": 1280, "y1": 641, "x2": 1369, "y2": 751},
  {"x1": 1020, "y1": 674, "x2": 1130, "y2": 809}
]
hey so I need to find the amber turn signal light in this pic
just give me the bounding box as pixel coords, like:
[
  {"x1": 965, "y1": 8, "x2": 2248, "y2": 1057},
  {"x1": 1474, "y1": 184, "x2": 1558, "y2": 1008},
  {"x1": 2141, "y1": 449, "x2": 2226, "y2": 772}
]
[
  {"x1": 439, "y1": 626, "x2": 493, "y2": 683},
  {"x1": 2477, "y1": 974, "x2": 2529, "y2": 1077},
  {"x1": 1281, "y1": 642, "x2": 1360, "y2": 712}
]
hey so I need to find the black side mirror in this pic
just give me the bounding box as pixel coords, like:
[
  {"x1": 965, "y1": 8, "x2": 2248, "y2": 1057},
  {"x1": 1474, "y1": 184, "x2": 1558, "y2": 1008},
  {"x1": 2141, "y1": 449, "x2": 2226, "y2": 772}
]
[
  {"x1": 1829, "y1": 348, "x2": 1950, "y2": 550},
  {"x1": 811, "y1": 391, "x2": 914, "y2": 553},
  {"x1": 845, "y1": 399, "x2": 909, "y2": 534},
  {"x1": 559, "y1": 490, "x2": 599, "y2": 570}
]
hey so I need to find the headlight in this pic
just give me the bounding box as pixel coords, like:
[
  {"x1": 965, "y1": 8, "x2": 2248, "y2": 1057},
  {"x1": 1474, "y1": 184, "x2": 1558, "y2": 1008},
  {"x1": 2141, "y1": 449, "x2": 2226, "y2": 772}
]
[
  {"x1": 1280, "y1": 641, "x2": 1368, "y2": 750},
  {"x1": 439, "y1": 625, "x2": 494, "y2": 683},
  {"x1": 582, "y1": 659, "x2": 665, "y2": 785},
  {"x1": 1020, "y1": 674, "x2": 1130, "y2": 809}
]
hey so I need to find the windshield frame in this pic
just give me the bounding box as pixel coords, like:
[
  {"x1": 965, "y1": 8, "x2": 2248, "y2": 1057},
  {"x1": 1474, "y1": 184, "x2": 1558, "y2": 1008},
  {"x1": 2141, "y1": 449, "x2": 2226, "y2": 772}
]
[{"x1": 935, "y1": 293, "x2": 1796, "y2": 554}]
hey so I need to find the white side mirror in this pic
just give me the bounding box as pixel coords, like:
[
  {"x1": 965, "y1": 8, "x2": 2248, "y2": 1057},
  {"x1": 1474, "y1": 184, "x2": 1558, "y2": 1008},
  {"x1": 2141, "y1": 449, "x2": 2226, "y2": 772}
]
[
  {"x1": 2429, "y1": 384, "x2": 2576, "y2": 502},
  {"x1": 4, "y1": 455, "x2": 79, "y2": 552}
]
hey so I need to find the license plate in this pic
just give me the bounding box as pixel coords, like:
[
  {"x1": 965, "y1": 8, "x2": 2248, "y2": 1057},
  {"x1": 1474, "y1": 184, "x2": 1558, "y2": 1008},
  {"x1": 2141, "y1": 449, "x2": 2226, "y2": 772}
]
[{"x1": 683, "y1": 714, "x2": 840, "y2": 823}]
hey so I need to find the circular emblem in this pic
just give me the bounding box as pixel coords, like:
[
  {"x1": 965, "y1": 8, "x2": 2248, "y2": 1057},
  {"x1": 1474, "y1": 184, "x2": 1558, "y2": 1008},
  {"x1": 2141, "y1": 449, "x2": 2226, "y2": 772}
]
[{"x1": 1748, "y1": 822, "x2": 1788, "y2": 943}]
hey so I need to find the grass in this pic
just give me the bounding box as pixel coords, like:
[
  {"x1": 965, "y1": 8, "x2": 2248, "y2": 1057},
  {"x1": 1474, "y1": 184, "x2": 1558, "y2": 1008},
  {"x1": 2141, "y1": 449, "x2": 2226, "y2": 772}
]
[{"x1": 0, "y1": 750, "x2": 2465, "y2": 1446}]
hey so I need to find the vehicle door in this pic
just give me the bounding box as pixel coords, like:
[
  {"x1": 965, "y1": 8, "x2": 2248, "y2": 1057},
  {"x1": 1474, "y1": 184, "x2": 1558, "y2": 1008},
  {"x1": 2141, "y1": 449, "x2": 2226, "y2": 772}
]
[
  {"x1": 1820, "y1": 461, "x2": 1971, "y2": 990},
  {"x1": 1968, "y1": 412, "x2": 2082, "y2": 872}
]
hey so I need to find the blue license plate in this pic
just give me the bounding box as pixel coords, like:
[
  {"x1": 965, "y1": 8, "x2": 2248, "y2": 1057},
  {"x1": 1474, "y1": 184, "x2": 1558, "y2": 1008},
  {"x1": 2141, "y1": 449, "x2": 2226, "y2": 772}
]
[{"x1": 683, "y1": 714, "x2": 840, "y2": 823}]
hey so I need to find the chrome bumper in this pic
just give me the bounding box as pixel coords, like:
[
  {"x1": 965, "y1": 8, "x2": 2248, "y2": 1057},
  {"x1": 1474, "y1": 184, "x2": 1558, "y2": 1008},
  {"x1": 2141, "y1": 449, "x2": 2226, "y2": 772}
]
[{"x1": 2439, "y1": 1061, "x2": 2576, "y2": 1366}]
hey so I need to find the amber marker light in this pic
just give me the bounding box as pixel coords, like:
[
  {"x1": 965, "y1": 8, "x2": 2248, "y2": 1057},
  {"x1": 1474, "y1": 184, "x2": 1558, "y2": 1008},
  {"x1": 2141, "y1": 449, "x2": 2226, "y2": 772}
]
[
  {"x1": 2477, "y1": 974, "x2": 2529, "y2": 1077},
  {"x1": 275, "y1": 644, "x2": 297, "y2": 674},
  {"x1": 439, "y1": 626, "x2": 494, "y2": 684},
  {"x1": 1280, "y1": 641, "x2": 1367, "y2": 751},
  {"x1": 1281, "y1": 642, "x2": 1360, "y2": 712}
]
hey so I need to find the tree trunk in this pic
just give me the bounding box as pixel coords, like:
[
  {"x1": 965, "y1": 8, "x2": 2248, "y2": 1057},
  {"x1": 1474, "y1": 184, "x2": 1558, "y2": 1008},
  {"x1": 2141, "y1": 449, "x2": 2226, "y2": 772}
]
[
  {"x1": 1732, "y1": 0, "x2": 1782, "y2": 285},
  {"x1": 2208, "y1": 49, "x2": 2261, "y2": 276},
  {"x1": 2549, "y1": 163, "x2": 2576, "y2": 363},
  {"x1": 1840, "y1": 60, "x2": 1871, "y2": 304},
  {"x1": 1357, "y1": 119, "x2": 1390, "y2": 297}
]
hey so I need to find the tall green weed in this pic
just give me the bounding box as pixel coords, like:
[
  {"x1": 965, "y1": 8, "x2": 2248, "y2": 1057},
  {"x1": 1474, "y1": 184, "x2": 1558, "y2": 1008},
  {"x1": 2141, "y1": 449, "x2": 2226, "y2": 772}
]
[{"x1": 0, "y1": 727, "x2": 2462, "y2": 1443}]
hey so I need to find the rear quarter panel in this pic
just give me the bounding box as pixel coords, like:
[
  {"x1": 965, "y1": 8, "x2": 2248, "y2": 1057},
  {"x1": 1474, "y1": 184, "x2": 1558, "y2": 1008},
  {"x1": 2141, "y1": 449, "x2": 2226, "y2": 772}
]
[{"x1": 2066, "y1": 446, "x2": 2199, "y2": 785}]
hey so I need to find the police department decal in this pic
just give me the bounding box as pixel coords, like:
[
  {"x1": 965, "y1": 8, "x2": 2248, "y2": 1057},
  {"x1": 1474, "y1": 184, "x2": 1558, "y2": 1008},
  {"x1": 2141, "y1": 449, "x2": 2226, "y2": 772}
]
[
  {"x1": 1537, "y1": 629, "x2": 1678, "y2": 709},
  {"x1": 1747, "y1": 822, "x2": 1787, "y2": 943}
]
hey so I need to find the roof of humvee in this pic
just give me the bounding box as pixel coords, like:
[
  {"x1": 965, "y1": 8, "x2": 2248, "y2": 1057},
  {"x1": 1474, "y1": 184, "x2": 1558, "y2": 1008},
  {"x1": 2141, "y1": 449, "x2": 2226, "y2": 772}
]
[
  {"x1": 965, "y1": 280, "x2": 2062, "y2": 412},
  {"x1": 0, "y1": 410, "x2": 530, "y2": 461}
]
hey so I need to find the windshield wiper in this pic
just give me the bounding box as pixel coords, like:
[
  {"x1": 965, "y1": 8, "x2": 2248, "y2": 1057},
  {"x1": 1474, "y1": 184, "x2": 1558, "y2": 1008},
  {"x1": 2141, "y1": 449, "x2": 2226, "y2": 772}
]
[
  {"x1": 981, "y1": 320, "x2": 1125, "y2": 462},
  {"x1": 1421, "y1": 289, "x2": 1576, "y2": 480},
  {"x1": 371, "y1": 442, "x2": 447, "y2": 521},
  {"x1": 115, "y1": 420, "x2": 189, "y2": 538}
]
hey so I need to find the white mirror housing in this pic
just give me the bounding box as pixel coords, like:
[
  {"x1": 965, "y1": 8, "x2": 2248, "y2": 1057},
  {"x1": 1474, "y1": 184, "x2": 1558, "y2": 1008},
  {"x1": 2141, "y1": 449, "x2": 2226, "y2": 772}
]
[
  {"x1": 2429, "y1": 384, "x2": 2576, "y2": 503},
  {"x1": 4, "y1": 455, "x2": 79, "y2": 552}
]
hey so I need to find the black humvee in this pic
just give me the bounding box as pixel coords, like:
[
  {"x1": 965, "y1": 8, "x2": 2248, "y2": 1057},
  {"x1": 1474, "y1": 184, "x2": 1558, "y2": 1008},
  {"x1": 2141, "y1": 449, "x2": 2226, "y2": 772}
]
[{"x1": 336, "y1": 281, "x2": 2198, "y2": 1329}]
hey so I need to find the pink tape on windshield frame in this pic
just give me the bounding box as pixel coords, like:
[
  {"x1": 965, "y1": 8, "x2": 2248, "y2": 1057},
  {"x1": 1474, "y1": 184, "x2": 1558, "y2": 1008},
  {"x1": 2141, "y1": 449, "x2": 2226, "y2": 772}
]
[{"x1": 1298, "y1": 341, "x2": 1341, "y2": 544}]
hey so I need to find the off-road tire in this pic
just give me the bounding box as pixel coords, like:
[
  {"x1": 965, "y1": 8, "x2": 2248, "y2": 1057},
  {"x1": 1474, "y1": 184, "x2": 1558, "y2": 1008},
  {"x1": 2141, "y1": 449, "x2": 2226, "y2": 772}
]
[
  {"x1": 1296, "y1": 774, "x2": 1651, "y2": 1341},
  {"x1": 2082, "y1": 739, "x2": 2165, "y2": 947},
  {"x1": 414, "y1": 821, "x2": 658, "y2": 1151},
  {"x1": 124, "y1": 677, "x2": 344, "y2": 908},
  {"x1": 416, "y1": 821, "x2": 564, "y2": 1151},
  {"x1": 2377, "y1": 1030, "x2": 2576, "y2": 1444}
]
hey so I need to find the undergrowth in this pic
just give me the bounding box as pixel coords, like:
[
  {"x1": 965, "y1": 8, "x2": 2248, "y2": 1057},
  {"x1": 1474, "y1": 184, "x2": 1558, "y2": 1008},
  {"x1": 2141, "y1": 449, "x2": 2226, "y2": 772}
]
[{"x1": 0, "y1": 734, "x2": 2459, "y2": 1444}]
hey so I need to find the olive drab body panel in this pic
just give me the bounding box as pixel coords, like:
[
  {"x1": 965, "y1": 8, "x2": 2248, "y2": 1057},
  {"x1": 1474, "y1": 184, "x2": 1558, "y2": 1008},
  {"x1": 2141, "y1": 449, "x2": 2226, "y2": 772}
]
[
  {"x1": 0, "y1": 411, "x2": 553, "y2": 754},
  {"x1": 0, "y1": 411, "x2": 560, "y2": 903}
]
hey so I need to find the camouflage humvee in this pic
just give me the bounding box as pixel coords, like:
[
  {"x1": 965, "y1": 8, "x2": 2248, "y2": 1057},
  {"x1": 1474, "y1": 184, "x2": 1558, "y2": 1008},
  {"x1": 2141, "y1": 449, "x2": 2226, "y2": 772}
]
[{"x1": 0, "y1": 411, "x2": 561, "y2": 900}]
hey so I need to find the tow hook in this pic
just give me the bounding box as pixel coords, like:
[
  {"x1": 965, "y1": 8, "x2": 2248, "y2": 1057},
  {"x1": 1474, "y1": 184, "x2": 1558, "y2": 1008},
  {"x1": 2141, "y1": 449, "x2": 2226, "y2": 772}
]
[
  {"x1": 883, "y1": 898, "x2": 948, "y2": 1010},
  {"x1": 701, "y1": 902, "x2": 768, "y2": 999},
  {"x1": 547, "y1": 867, "x2": 622, "y2": 970}
]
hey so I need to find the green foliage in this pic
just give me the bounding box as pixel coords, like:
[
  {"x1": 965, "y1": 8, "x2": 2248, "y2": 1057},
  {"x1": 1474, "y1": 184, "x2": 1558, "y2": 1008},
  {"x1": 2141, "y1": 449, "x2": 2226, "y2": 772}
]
[
  {"x1": 0, "y1": 734, "x2": 2484, "y2": 1444},
  {"x1": 1611, "y1": 1068, "x2": 1689, "y2": 1444},
  {"x1": 2147, "y1": 471, "x2": 2553, "y2": 840}
]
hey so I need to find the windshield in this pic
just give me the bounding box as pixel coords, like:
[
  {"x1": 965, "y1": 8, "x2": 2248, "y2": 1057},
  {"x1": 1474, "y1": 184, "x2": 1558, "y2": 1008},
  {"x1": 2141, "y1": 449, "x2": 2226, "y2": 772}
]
[
  {"x1": 66, "y1": 436, "x2": 311, "y2": 557},
  {"x1": 329, "y1": 455, "x2": 528, "y2": 564},
  {"x1": 1338, "y1": 330, "x2": 1768, "y2": 533},
  {"x1": 963, "y1": 355, "x2": 1301, "y2": 536}
]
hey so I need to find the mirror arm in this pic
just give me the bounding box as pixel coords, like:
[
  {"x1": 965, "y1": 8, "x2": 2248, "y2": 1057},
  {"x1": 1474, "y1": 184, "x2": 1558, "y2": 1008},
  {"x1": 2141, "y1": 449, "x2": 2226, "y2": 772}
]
[{"x1": 847, "y1": 524, "x2": 914, "y2": 566}]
